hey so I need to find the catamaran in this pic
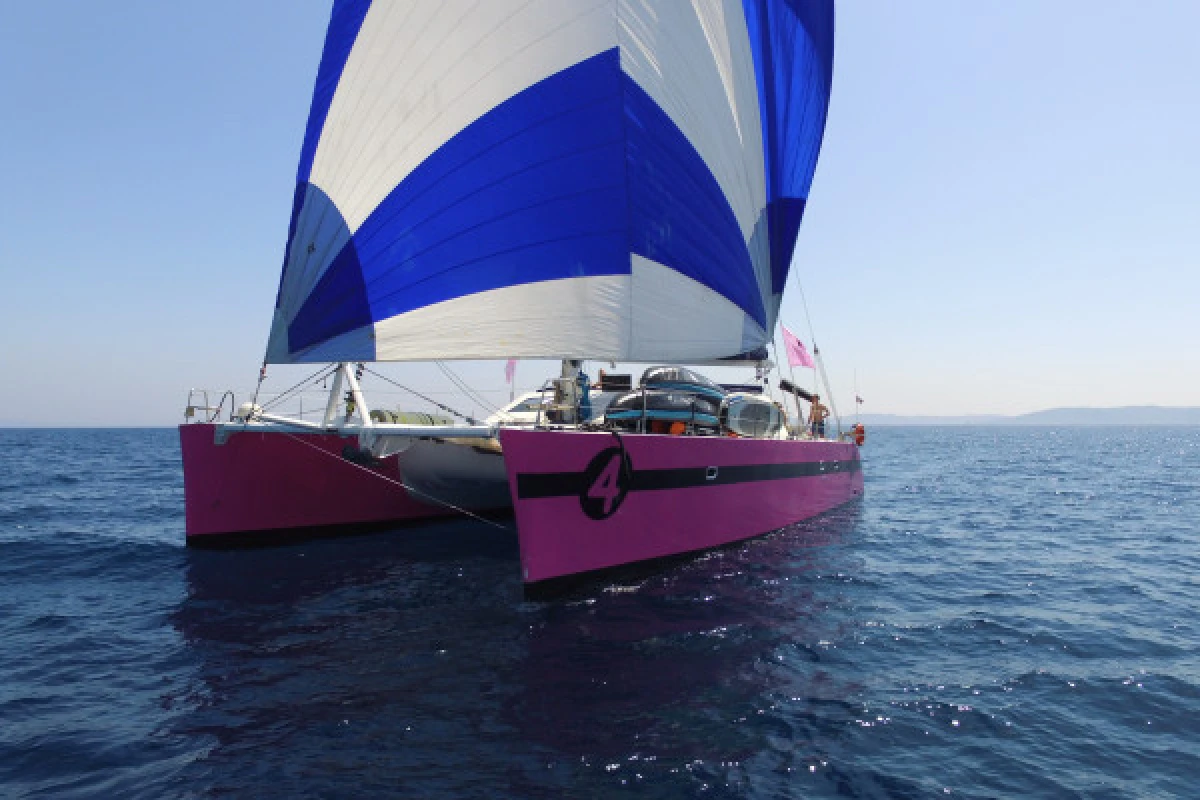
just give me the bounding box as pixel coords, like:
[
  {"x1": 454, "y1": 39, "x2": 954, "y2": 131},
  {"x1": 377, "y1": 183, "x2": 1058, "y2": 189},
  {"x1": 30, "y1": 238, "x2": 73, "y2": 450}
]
[{"x1": 180, "y1": 0, "x2": 863, "y2": 585}]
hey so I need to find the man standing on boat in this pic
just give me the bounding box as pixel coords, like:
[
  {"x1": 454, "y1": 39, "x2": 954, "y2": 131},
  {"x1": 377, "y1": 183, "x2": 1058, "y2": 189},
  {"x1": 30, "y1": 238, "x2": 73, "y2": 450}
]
[{"x1": 809, "y1": 394, "x2": 829, "y2": 438}]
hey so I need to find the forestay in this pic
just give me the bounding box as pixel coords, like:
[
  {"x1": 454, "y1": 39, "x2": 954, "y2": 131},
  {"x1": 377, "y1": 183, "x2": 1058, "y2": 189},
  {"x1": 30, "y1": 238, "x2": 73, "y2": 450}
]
[{"x1": 266, "y1": 0, "x2": 834, "y2": 365}]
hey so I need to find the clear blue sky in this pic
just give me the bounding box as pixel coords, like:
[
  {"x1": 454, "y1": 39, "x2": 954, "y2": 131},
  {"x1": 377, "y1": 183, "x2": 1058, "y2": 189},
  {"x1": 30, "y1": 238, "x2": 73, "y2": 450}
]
[{"x1": 1, "y1": 1, "x2": 1197, "y2": 426}]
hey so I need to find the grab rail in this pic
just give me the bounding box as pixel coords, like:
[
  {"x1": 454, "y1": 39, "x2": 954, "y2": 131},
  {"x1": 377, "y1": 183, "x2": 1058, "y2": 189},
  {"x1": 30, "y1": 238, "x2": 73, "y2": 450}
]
[{"x1": 183, "y1": 389, "x2": 235, "y2": 423}]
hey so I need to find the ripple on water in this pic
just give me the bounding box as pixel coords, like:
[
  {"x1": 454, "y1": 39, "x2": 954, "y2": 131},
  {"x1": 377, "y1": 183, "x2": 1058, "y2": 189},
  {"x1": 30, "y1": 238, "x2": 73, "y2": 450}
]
[{"x1": 0, "y1": 426, "x2": 1198, "y2": 797}]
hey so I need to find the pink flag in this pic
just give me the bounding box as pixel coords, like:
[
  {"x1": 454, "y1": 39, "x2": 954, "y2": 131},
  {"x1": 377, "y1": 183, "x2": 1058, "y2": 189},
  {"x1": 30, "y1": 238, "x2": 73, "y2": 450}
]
[
  {"x1": 504, "y1": 358, "x2": 517, "y2": 384},
  {"x1": 782, "y1": 326, "x2": 816, "y2": 369}
]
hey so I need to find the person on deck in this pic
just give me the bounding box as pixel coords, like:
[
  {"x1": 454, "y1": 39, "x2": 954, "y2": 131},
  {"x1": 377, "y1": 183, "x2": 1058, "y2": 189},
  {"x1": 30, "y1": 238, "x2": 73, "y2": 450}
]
[{"x1": 809, "y1": 394, "x2": 829, "y2": 438}]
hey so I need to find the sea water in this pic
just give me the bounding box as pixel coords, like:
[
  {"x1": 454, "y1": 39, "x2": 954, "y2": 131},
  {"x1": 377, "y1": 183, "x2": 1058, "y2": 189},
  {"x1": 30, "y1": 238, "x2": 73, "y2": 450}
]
[{"x1": 0, "y1": 427, "x2": 1196, "y2": 798}]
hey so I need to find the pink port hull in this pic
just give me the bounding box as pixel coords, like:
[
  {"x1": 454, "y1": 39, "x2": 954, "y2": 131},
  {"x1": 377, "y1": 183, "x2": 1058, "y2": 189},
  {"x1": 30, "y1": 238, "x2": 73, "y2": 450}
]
[
  {"x1": 500, "y1": 429, "x2": 864, "y2": 584},
  {"x1": 179, "y1": 424, "x2": 444, "y2": 540}
]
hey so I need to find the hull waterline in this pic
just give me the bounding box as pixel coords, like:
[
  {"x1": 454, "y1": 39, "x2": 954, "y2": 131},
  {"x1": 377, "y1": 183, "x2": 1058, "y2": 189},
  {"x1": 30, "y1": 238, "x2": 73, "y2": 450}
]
[{"x1": 501, "y1": 429, "x2": 863, "y2": 584}]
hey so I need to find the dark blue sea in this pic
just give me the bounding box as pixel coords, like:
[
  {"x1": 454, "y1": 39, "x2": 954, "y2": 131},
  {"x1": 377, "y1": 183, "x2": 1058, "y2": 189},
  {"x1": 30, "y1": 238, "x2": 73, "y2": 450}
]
[{"x1": 1, "y1": 427, "x2": 1196, "y2": 798}]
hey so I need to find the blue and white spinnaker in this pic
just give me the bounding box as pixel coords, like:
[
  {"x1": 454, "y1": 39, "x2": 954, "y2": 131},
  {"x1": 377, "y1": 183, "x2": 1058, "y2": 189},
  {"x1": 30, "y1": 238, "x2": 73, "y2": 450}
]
[{"x1": 266, "y1": 0, "x2": 834, "y2": 364}]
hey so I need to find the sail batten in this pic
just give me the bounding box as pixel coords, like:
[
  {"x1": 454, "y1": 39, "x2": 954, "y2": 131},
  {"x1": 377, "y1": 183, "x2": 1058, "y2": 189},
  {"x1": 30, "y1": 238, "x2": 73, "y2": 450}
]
[{"x1": 267, "y1": 0, "x2": 835, "y2": 364}]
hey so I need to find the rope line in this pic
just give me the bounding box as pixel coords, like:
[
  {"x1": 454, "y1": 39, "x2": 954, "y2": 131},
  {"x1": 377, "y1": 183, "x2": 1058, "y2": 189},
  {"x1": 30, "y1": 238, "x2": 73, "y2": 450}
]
[
  {"x1": 435, "y1": 361, "x2": 493, "y2": 415},
  {"x1": 260, "y1": 364, "x2": 339, "y2": 413},
  {"x1": 280, "y1": 432, "x2": 512, "y2": 532},
  {"x1": 246, "y1": 361, "x2": 268, "y2": 426},
  {"x1": 362, "y1": 367, "x2": 477, "y2": 423},
  {"x1": 790, "y1": 270, "x2": 842, "y2": 437}
]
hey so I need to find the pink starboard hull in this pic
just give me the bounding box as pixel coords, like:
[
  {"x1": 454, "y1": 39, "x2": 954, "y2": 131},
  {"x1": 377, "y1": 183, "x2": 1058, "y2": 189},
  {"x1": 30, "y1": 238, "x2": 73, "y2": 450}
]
[
  {"x1": 500, "y1": 429, "x2": 864, "y2": 584},
  {"x1": 179, "y1": 424, "x2": 444, "y2": 541}
]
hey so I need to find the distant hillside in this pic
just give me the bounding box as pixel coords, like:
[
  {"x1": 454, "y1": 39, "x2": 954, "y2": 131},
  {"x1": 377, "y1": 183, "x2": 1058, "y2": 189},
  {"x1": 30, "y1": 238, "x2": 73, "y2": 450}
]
[{"x1": 858, "y1": 406, "x2": 1200, "y2": 426}]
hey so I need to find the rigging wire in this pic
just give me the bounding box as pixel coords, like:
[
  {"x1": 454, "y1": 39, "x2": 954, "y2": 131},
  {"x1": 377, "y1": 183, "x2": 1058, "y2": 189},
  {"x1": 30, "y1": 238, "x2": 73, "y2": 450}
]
[
  {"x1": 791, "y1": 273, "x2": 842, "y2": 436},
  {"x1": 434, "y1": 361, "x2": 472, "y2": 401},
  {"x1": 772, "y1": 325, "x2": 805, "y2": 430},
  {"x1": 280, "y1": 432, "x2": 510, "y2": 531},
  {"x1": 362, "y1": 366, "x2": 478, "y2": 424},
  {"x1": 259, "y1": 364, "x2": 339, "y2": 413},
  {"x1": 765, "y1": 340, "x2": 791, "y2": 427},
  {"x1": 246, "y1": 361, "x2": 268, "y2": 425},
  {"x1": 434, "y1": 361, "x2": 494, "y2": 415}
]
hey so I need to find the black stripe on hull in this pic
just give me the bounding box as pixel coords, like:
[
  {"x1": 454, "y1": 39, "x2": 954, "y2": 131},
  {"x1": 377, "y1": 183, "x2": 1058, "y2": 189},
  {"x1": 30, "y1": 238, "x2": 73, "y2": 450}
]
[{"x1": 516, "y1": 456, "x2": 861, "y2": 500}]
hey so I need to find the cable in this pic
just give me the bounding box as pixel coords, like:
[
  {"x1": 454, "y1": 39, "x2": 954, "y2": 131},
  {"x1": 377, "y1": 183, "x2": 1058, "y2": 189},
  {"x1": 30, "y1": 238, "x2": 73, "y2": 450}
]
[
  {"x1": 281, "y1": 432, "x2": 510, "y2": 531},
  {"x1": 434, "y1": 361, "x2": 472, "y2": 404},
  {"x1": 362, "y1": 367, "x2": 477, "y2": 424},
  {"x1": 435, "y1": 361, "x2": 494, "y2": 414},
  {"x1": 245, "y1": 361, "x2": 267, "y2": 426},
  {"x1": 790, "y1": 270, "x2": 842, "y2": 437},
  {"x1": 260, "y1": 364, "x2": 339, "y2": 413}
]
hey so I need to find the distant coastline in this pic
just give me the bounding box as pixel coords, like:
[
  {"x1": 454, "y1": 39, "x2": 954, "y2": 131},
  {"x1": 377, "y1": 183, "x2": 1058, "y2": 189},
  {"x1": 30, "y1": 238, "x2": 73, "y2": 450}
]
[
  {"x1": 854, "y1": 406, "x2": 1200, "y2": 426},
  {"x1": 4, "y1": 406, "x2": 1200, "y2": 428}
]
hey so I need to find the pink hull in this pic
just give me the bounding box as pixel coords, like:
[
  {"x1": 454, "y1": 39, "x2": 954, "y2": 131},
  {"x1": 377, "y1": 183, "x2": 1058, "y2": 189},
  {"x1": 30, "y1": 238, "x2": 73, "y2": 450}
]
[
  {"x1": 500, "y1": 429, "x2": 864, "y2": 584},
  {"x1": 179, "y1": 424, "x2": 444, "y2": 540}
]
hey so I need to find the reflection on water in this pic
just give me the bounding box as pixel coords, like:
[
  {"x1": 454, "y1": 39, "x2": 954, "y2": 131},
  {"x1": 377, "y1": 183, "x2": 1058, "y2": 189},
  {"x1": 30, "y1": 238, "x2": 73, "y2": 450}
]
[
  {"x1": 171, "y1": 506, "x2": 864, "y2": 795},
  {"x1": 514, "y1": 518, "x2": 865, "y2": 767}
]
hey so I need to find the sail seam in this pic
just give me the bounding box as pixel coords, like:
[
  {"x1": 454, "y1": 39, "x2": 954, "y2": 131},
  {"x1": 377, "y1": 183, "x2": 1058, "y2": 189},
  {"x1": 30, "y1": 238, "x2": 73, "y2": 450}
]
[
  {"x1": 615, "y1": 0, "x2": 634, "y2": 355},
  {"x1": 368, "y1": 230, "x2": 627, "y2": 309},
  {"x1": 354, "y1": 134, "x2": 624, "y2": 253}
]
